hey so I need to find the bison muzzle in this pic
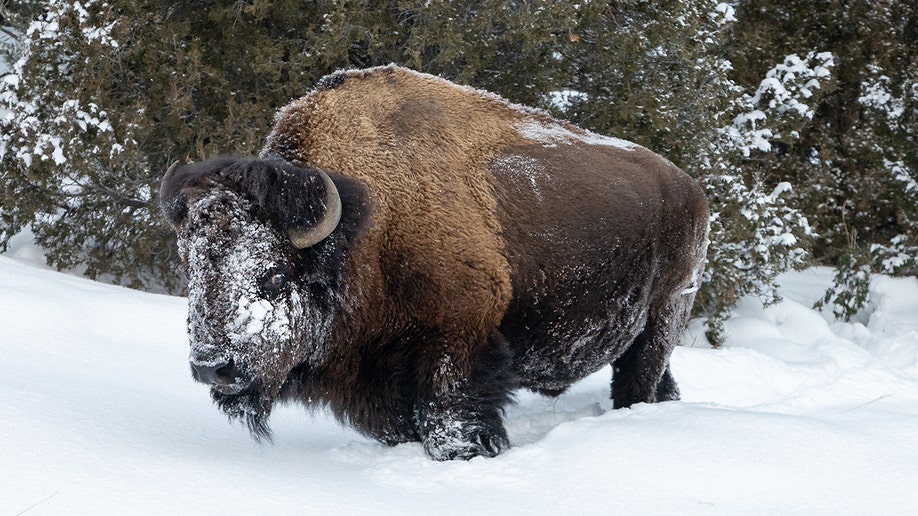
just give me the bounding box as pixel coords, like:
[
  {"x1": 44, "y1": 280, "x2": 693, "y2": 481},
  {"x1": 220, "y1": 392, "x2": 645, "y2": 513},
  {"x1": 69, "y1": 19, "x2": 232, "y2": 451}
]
[{"x1": 161, "y1": 66, "x2": 709, "y2": 460}]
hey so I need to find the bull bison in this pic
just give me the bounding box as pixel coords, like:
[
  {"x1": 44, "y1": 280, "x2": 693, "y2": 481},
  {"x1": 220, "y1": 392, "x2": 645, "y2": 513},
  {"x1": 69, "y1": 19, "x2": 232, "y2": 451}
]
[{"x1": 160, "y1": 65, "x2": 709, "y2": 460}]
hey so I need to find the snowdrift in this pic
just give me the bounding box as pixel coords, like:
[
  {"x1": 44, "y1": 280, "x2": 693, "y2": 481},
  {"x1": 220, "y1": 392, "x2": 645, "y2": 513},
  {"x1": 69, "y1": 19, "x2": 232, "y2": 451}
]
[{"x1": 2, "y1": 251, "x2": 917, "y2": 514}]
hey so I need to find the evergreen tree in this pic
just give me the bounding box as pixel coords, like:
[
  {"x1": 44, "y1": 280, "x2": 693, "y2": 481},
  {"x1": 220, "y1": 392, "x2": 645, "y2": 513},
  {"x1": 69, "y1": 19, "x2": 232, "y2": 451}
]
[
  {"x1": 2, "y1": 0, "x2": 913, "y2": 343},
  {"x1": 541, "y1": 1, "x2": 823, "y2": 343},
  {"x1": 729, "y1": 0, "x2": 918, "y2": 319},
  {"x1": 0, "y1": 0, "x2": 335, "y2": 291}
]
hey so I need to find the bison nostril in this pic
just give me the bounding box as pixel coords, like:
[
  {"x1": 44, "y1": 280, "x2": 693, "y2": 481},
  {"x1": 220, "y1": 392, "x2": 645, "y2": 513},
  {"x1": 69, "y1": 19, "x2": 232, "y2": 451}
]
[
  {"x1": 191, "y1": 359, "x2": 242, "y2": 386},
  {"x1": 214, "y1": 360, "x2": 241, "y2": 384}
]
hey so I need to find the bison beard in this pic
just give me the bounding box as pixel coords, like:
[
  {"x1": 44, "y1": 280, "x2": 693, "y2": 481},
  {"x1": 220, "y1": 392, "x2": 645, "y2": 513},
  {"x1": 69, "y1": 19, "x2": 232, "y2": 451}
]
[
  {"x1": 212, "y1": 382, "x2": 273, "y2": 442},
  {"x1": 161, "y1": 66, "x2": 709, "y2": 461}
]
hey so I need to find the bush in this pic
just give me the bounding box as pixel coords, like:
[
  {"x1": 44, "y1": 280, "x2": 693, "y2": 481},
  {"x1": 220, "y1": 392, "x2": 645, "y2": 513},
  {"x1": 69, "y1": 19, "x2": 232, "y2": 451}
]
[
  {"x1": 1, "y1": 0, "x2": 914, "y2": 343},
  {"x1": 727, "y1": 0, "x2": 918, "y2": 319}
]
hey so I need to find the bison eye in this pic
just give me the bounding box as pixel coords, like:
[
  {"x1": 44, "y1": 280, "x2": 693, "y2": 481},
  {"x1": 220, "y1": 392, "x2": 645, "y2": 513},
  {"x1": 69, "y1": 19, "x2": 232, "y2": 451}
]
[{"x1": 259, "y1": 265, "x2": 292, "y2": 298}]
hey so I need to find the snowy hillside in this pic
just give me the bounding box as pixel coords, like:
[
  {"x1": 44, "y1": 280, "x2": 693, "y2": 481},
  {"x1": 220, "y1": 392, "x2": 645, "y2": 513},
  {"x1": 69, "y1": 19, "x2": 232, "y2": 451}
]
[{"x1": 2, "y1": 243, "x2": 918, "y2": 514}]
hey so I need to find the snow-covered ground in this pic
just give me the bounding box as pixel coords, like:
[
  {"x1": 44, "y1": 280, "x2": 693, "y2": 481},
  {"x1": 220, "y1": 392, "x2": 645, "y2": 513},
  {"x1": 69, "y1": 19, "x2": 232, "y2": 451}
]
[{"x1": 2, "y1": 236, "x2": 918, "y2": 515}]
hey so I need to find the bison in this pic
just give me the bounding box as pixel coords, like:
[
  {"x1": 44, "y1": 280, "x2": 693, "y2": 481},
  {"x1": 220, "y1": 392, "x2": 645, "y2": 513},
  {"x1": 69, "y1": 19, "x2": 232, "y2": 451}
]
[{"x1": 160, "y1": 65, "x2": 709, "y2": 460}]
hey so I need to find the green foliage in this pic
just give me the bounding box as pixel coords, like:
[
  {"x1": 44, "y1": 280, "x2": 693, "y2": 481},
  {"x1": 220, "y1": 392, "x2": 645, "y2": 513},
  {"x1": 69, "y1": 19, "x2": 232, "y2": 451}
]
[
  {"x1": 728, "y1": 0, "x2": 918, "y2": 320},
  {"x1": 0, "y1": 1, "x2": 171, "y2": 289},
  {"x1": 815, "y1": 249, "x2": 872, "y2": 321},
  {"x1": 1, "y1": 0, "x2": 333, "y2": 291},
  {"x1": 474, "y1": 1, "x2": 825, "y2": 345},
  {"x1": 0, "y1": 0, "x2": 915, "y2": 341}
]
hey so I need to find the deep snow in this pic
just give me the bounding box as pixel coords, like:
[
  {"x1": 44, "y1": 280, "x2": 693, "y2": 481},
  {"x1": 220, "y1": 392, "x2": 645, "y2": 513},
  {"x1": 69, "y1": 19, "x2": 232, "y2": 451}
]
[{"x1": 2, "y1": 238, "x2": 918, "y2": 514}]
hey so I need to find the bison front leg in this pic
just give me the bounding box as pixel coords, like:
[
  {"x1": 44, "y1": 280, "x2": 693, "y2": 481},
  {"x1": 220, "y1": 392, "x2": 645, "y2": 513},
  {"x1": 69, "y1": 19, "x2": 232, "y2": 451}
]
[{"x1": 415, "y1": 332, "x2": 516, "y2": 460}]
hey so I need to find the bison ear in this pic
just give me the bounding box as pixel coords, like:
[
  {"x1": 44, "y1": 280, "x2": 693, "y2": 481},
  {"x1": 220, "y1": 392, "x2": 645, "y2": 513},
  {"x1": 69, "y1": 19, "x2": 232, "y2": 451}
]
[
  {"x1": 159, "y1": 156, "x2": 243, "y2": 228},
  {"x1": 159, "y1": 160, "x2": 190, "y2": 228}
]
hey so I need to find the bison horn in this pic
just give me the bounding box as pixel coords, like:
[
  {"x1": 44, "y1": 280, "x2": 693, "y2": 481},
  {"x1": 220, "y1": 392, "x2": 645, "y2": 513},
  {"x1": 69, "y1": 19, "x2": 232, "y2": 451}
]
[
  {"x1": 162, "y1": 159, "x2": 180, "y2": 185},
  {"x1": 165, "y1": 159, "x2": 179, "y2": 175},
  {"x1": 288, "y1": 168, "x2": 342, "y2": 249}
]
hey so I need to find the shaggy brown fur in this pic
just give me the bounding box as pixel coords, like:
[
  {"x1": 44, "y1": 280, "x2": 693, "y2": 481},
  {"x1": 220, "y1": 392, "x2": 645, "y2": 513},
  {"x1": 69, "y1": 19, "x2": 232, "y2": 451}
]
[{"x1": 164, "y1": 65, "x2": 709, "y2": 460}]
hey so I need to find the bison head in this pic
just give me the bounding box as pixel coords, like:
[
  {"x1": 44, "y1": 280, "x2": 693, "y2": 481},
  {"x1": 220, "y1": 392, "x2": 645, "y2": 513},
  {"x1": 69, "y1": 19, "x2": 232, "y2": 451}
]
[{"x1": 161, "y1": 156, "x2": 346, "y2": 439}]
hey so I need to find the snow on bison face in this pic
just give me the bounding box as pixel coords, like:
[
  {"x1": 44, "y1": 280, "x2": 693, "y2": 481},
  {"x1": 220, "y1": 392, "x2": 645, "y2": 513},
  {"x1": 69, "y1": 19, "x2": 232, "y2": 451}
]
[{"x1": 176, "y1": 188, "x2": 334, "y2": 438}]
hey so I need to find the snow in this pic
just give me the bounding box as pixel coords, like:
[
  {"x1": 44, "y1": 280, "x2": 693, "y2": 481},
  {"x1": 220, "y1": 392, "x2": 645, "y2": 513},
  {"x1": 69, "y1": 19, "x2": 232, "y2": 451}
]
[
  {"x1": 724, "y1": 52, "x2": 834, "y2": 158},
  {"x1": 515, "y1": 119, "x2": 638, "y2": 151},
  {"x1": 2, "y1": 243, "x2": 918, "y2": 513},
  {"x1": 713, "y1": 3, "x2": 738, "y2": 23},
  {"x1": 859, "y1": 67, "x2": 906, "y2": 125},
  {"x1": 545, "y1": 89, "x2": 588, "y2": 112}
]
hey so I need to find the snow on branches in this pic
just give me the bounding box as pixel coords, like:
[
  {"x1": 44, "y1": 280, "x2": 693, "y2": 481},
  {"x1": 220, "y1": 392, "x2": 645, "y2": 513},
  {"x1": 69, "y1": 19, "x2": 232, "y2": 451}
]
[
  {"x1": 724, "y1": 52, "x2": 834, "y2": 157},
  {"x1": 0, "y1": 0, "x2": 135, "y2": 213},
  {"x1": 691, "y1": 51, "x2": 837, "y2": 343},
  {"x1": 0, "y1": 1, "x2": 167, "y2": 291},
  {"x1": 0, "y1": 0, "x2": 121, "y2": 170},
  {"x1": 859, "y1": 64, "x2": 910, "y2": 129}
]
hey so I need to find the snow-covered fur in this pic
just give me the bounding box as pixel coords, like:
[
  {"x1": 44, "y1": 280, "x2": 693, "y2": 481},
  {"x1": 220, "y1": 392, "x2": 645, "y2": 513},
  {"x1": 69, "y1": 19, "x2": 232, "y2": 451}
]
[{"x1": 160, "y1": 65, "x2": 709, "y2": 460}]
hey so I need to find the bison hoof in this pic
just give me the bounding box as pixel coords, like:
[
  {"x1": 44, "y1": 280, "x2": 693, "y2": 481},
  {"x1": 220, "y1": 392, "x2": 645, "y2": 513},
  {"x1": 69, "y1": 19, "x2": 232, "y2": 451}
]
[{"x1": 423, "y1": 427, "x2": 510, "y2": 461}]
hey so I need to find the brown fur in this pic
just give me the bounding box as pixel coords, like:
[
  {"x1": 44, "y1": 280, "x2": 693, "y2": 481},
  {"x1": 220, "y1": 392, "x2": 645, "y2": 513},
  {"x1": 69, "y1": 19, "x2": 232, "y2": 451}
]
[
  {"x1": 265, "y1": 67, "x2": 523, "y2": 336},
  {"x1": 263, "y1": 68, "x2": 526, "y2": 416},
  {"x1": 262, "y1": 66, "x2": 706, "y2": 396},
  {"x1": 167, "y1": 65, "x2": 708, "y2": 460}
]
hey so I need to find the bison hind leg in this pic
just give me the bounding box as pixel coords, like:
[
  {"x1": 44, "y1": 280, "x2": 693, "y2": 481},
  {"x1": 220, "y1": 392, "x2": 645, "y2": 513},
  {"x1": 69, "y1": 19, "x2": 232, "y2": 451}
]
[
  {"x1": 654, "y1": 363, "x2": 680, "y2": 402},
  {"x1": 610, "y1": 294, "x2": 690, "y2": 409}
]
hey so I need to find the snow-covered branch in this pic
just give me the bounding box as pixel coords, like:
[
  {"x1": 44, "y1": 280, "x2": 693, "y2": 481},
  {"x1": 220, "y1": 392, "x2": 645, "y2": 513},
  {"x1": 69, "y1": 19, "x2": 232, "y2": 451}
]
[{"x1": 723, "y1": 52, "x2": 834, "y2": 157}]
